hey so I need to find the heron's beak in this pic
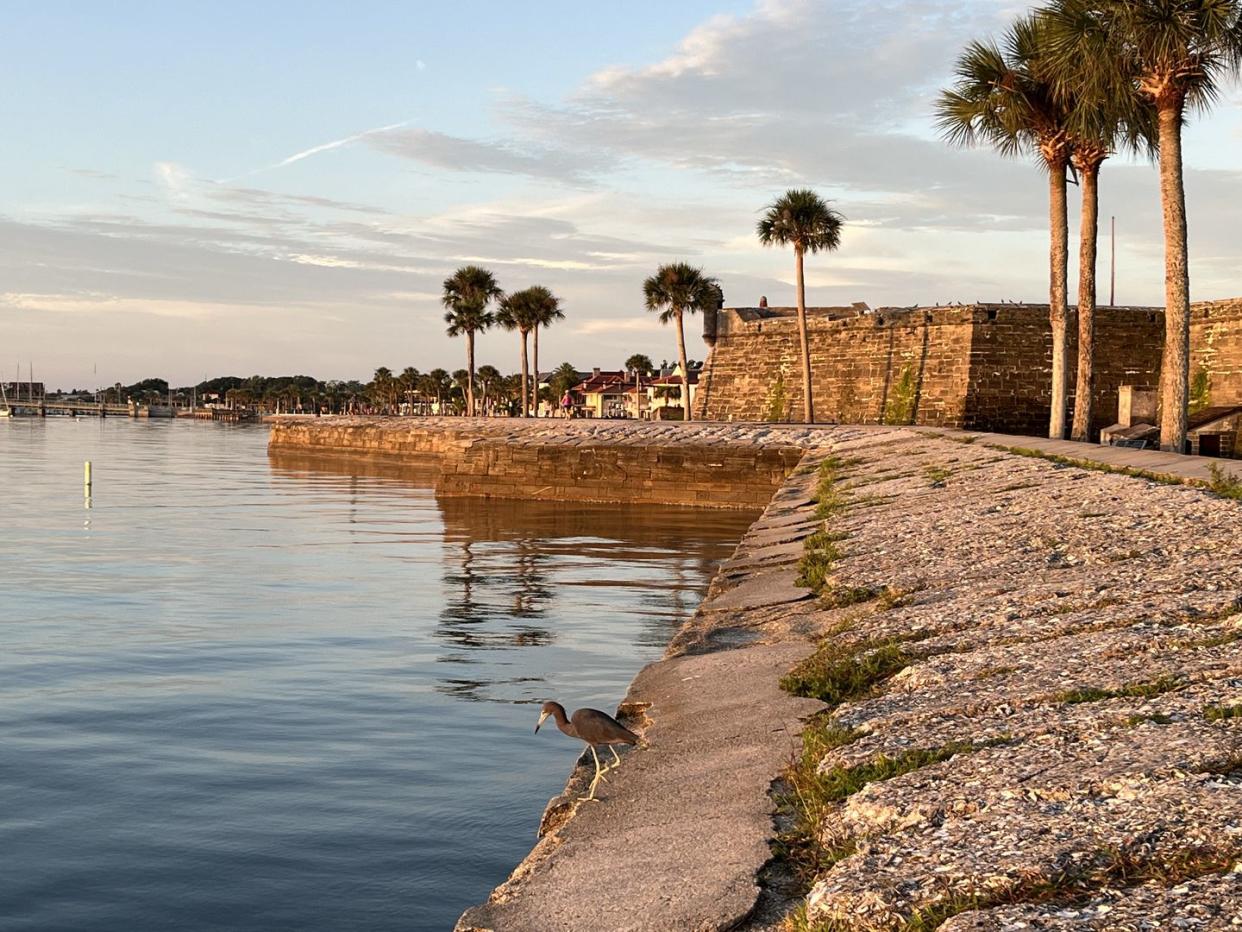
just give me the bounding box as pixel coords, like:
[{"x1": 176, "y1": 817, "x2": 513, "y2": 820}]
[{"x1": 535, "y1": 711, "x2": 549, "y2": 734}]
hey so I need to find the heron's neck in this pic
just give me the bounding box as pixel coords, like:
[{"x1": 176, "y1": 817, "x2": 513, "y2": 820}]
[{"x1": 549, "y1": 703, "x2": 576, "y2": 738}]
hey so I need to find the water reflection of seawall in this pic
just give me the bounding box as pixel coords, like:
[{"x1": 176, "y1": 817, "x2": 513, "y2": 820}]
[
  {"x1": 267, "y1": 447, "x2": 757, "y2": 705},
  {"x1": 434, "y1": 497, "x2": 757, "y2": 698}
]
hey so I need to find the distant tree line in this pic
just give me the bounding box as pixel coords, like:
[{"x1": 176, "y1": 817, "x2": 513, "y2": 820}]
[{"x1": 90, "y1": 360, "x2": 651, "y2": 416}]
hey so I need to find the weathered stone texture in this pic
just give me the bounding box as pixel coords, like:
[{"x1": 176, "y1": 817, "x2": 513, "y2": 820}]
[
  {"x1": 696, "y1": 301, "x2": 1242, "y2": 436},
  {"x1": 967, "y1": 304, "x2": 1163, "y2": 435},
  {"x1": 694, "y1": 306, "x2": 976, "y2": 427},
  {"x1": 1191, "y1": 298, "x2": 1242, "y2": 409},
  {"x1": 787, "y1": 433, "x2": 1242, "y2": 930}
]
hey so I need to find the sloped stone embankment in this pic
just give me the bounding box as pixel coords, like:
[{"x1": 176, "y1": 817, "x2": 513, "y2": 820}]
[{"x1": 779, "y1": 430, "x2": 1242, "y2": 929}]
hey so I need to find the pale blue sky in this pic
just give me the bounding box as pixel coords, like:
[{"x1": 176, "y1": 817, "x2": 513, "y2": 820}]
[{"x1": 5, "y1": 0, "x2": 1241, "y2": 388}]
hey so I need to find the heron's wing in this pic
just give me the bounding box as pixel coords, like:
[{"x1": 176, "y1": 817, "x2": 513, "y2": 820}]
[{"x1": 573, "y1": 708, "x2": 639, "y2": 745}]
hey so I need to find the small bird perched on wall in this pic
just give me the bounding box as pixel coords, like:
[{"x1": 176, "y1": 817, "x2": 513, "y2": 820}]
[{"x1": 535, "y1": 701, "x2": 639, "y2": 801}]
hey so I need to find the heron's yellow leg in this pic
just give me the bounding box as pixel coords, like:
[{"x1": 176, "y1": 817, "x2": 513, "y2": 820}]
[
  {"x1": 583, "y1": 746, "x2": 605, "y2": 801},
  {"x1": 601, "y1": 746, "x2": 623, "y2": 773}
]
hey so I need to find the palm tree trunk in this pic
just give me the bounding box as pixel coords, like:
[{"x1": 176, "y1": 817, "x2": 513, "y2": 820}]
[
  {"x1": 1157, "y1": 103, "x2": 1190, "y2": 453},
  {"x1": 795, "y1": 246, "x2": 814, "y2": 424},
  {"x1": 1048, "y1": 159, "x2": 1070, "y2": 440},
  {"x1": 520, "y1": 330, "x2": 530, "y2": 417},
  {"x1": 532, "y1": 328, "x2": 540, "y2": 418},
  {"x1": 466, "y1": 331, "x2": 476, "y2": 417},
  {"x1": 1071, "y1": 156, "x2": 1102, "y2": 443},
  {"x1": 675, "y1": 309, "x2": 692, "y2": 421}
]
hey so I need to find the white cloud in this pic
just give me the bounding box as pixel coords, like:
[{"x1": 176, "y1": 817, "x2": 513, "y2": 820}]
[
  {"x1": 154, "y1": 161, "x2": 194, "y2": 201},
  {"x1": 5, "y1": 291, "x2": 221, "y2": 319},
  {"x1": 285, "y1": 254, "x2": 427, "y2": 273}
]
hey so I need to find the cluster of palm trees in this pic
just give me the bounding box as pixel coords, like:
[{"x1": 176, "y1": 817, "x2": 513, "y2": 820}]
[
  {"x1": 641, "y1": 189, "x2": 845, "y2": 424},
  {"x1": 437, "y1": 188, "x2": 848, "y2": 426},
  {"x1": 366, "y1": 364, "x2": 558, "y2": 416},
  {"x1": 441, "y1": 266, "x2": 564, "y2": 417},
  {"x1": 937, "y1": 0, "x2": 1242, "y2": 451}
]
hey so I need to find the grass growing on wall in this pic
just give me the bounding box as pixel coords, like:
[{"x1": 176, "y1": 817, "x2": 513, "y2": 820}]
[
  {"x1": 883, "y1": 365, "x2": 917, "y2": 426},
  {"x1": 767, "y1": 370, "x2": 788, "y2": 423},
  {"x1": 1190, "y1": 364, "x2": 1211, "y2": 415}
]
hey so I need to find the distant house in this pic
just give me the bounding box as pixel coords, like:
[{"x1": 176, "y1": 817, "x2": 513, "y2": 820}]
[
  {"x1": 551, "y1": 363, "x2": 703, "y2": 419},
  {"x1": 571, "y1": 369, "x2": 633, "y2": 418}
]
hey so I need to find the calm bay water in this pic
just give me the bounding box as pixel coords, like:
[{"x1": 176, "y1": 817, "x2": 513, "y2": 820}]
[{"x1": 0, "y1": 419, "x2": 754, "y2": 931}]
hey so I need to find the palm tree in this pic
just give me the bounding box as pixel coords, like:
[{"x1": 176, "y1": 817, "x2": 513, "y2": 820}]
[
  {"x1": 1043, "y1": 0, "x2": 1242, "y2": 452},
  {"x1": 625, "y1": 353, "x2": 654, "y2": 386},
  {"x1": 642, "y1": 263, "x2": 720, "y2": 421},
  {"x1": 757, "y1": 189, "x2": 845, "y2": 424},
  {"x1": 451, "y1": 369, "x2": 470, "y2": 414},
  {"x1": 399, "y1": 367, "x2": 420, "y2": 414},
  {"x1": 937, "y1": 15, "x2": 1074, "y2": 439},
  {"x1": 442, "y1": 266, "x2": 502, "y2": 417},
  {"x1": 531, "y1": 291, "x2": 565, "y2": 418},
  {"x1": 498, "y1": 286, "x2": 560, "y2": 416},
  {"x1": 1056, "y1": 69, "x2": 1154, "y2": 442},
  {"x1": 370, "y1": 366, "x2": 396, "y2": 413},
  {"x1": 498, "y1": 373, "x2": 523, "y2": 413},
  {"x1": 476, "y1": 364, "x2": 502, "y2": 416},
  {"x1": 422, "y1": 368, "x2": 451, "y2": 414}
]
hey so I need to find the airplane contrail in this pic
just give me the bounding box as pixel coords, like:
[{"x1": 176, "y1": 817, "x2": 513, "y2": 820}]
[
  {"x1": 271, "y1": 121, "x2": 409, "y2": 169},
  {"x1": 223, "y1": 121, "x2": 409, "y2": 181}
]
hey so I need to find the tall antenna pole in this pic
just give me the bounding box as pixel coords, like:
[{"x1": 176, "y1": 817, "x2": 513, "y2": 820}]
[{"x1": 1110, "y1": 215, "x2": 1116, "y2": 307}]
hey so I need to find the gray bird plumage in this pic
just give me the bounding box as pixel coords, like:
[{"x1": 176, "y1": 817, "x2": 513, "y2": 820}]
[{"x1": 535, "y1": 700, "x2": 639, "y2": 800}]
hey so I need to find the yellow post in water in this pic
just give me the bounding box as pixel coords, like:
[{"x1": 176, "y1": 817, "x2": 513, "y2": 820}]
[{"x1": 84, "y1": 461, "x2": 92, "y2": 497}]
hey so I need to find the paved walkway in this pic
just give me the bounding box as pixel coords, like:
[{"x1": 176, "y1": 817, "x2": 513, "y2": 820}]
[{"x1": 921, "y1": 428, "x2": 1236, "y2": 483}]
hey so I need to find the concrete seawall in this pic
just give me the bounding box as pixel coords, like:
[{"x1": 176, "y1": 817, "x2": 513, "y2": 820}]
[{"x1": 267, "y1": 417, "x2": 810, "y2": 509}]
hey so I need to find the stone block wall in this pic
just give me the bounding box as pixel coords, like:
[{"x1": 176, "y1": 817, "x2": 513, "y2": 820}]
[
  {"x1": 696, "y1": 303, "x2": 1172, "y2": 435},
  {"x1": 436, "y1": 441, "x2": 800, "y2": 509},
  {"x1": 966, "y1": 305, "x2": 1164, "y2": 435},
  {"x1": 1190, "y1": 299, "x2": 1242, "y2": 409},
  {"x1": 695, "y1": 306, "x2": 975, "y2": 426},
  {"x1": 267, "y1": 418, "x2": 805, "y2": 509}
]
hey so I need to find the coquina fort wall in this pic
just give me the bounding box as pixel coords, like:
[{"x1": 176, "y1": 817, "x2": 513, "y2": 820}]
[{"x1": 694, "y1": 299, "x2": 1242, "y2": 435}]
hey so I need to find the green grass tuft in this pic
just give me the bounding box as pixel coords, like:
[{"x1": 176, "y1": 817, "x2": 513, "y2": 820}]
[
  {"x1": 1051, "y1": 675, "x2": 1184, "y2": 705},
  {"x1": 820, "y1": 585, "x2": 882, "y2": 608},
  {"x1": 773, "y1": 716, "x2": 865, "y2": 892},
  {"x1": 781, "y1": 638, "x2": 913, "y2": 706},
  {"x1": 796, "y1": 528, "x2": 849, "y2": 591},
  {"x1": 815, "y1": 742, "x2": 977, "y2": 803},
  {"x1": 1204, "y1": 703, "x2": 1242, "y2": 722},
  {"x1": 1125, "y1": 712, "x2": 1174, "y2": 727},
  {"x1": 1208, "y1": 463, "x2": 1242, "y2": 500},
  {"x1": 988, "y1": 443, "x2": 1187, "y2": 487}
]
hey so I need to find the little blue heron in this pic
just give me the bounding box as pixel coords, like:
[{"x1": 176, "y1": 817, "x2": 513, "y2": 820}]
[{"x1": 535, "y1": 701, "x2": 639, "y2": 800}]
